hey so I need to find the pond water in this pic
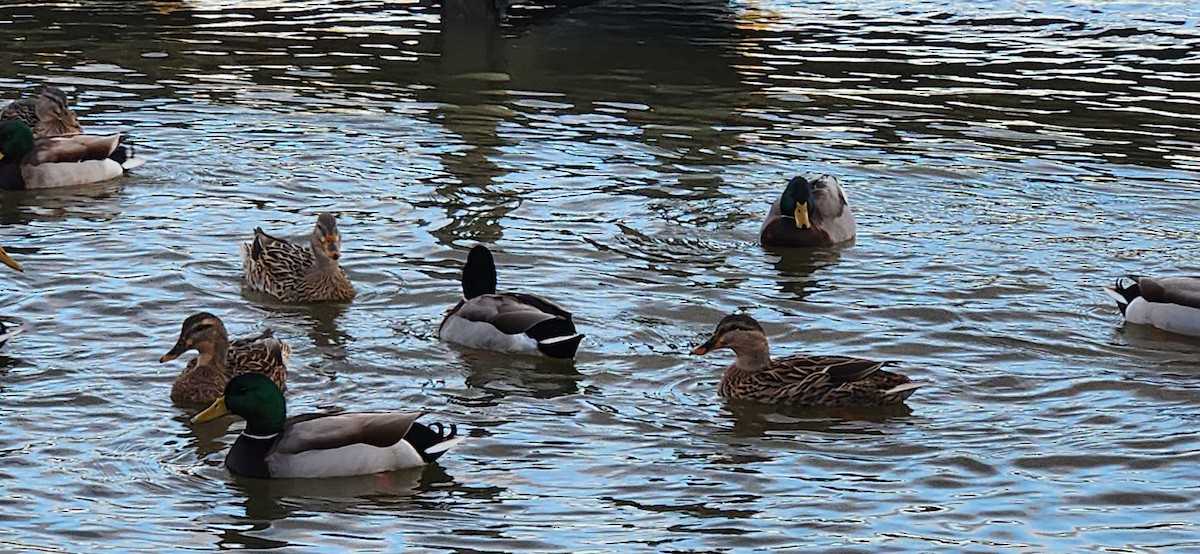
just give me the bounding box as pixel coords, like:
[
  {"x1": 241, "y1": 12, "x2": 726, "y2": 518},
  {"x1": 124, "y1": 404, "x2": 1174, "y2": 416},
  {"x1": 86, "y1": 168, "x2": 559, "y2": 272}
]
[{"x1": 2, "y1": 0, "x2": 1200, "y2": 551}]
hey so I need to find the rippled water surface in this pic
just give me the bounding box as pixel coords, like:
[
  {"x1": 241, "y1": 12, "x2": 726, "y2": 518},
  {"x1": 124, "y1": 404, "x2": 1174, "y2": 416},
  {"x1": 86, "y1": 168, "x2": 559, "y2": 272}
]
[{"x1": 3, "y1": 0, "x2": 1200, "y2": 551}]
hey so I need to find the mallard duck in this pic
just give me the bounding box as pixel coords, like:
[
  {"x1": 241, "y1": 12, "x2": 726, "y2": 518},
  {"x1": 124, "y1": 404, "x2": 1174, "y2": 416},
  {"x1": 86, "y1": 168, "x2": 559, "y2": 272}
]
[
  {"x1": 1, "y1": 86, "x2": 83, "y2": 138},
  {"x1": 759, "y1": 175, "x2": 856, "y2": 247},
  {"x1": 692, "y1": 314, "x2": 924, "y2": 406},
  {"x1": 438, "y1": 245, "x2": 584, "y2": 359},
  {"x1": 1105, "y1": 275, "x2": 1200, "y2": 337},
  {"x1": 191, "y1": 373, "x2": 463, "y2": 478},
  {"x1": 240, "y1": 212, "x2": 356, "y2": 303},
  {"x1": 159, "y1": 312, "x2": 290, "y2": 406},
  {"x1": 0, "y1": 120, "x2": 145, "y2": 190}
]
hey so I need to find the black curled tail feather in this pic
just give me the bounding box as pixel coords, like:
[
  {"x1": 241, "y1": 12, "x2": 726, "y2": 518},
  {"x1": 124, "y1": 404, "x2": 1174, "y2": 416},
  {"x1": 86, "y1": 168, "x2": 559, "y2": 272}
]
[
  {"x1": 526, "y1": 317, "x2": 583, "y2": 358},
  {"x1": 109, "y1": 144, "x2": 129, "y2": 165},
  {"x1": 1106, "y1": 275, "x2": 1141, "y2": 317},
  {"x1": 407, "y1": 422, "x2": 459, "y2": 463}
]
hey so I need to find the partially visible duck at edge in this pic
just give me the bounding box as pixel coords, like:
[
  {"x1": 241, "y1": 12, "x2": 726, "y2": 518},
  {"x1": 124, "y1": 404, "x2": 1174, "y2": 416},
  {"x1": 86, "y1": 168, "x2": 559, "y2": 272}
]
[
  {"x1": 0, "y1": 120, "x2": 145, "y2": 190},
  {"x1": 759, "y1": 174, "x2": 856, "y2": 248},
  {"x1": 1, "y1": 86, "x2": 83, "y2": 138},
  {"x1": 1105, "y1": 275, "x2": 1200, "y2": 337},
  {"x1": 0, "y1": 243, "x2": 22, "y2": 348}
]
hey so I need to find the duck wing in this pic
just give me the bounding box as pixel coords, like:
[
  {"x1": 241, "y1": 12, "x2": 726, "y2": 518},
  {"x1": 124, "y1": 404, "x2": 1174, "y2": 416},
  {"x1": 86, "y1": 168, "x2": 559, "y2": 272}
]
[
  {"x1": 28, "y1": 134, "x2": 121, "y2": 164},
  {"x1": 274, "y1": 411, "x2": 424, "y2": 454},
  {"x1": 455, "y1": 294, "x2": 560, "y2": 334},
  {"x1": 228, "y1": 331, "x2": 290, "y2": 391},
  {"x1": 1135, "y1": 276, "x2": 1200, "y2": 310}
]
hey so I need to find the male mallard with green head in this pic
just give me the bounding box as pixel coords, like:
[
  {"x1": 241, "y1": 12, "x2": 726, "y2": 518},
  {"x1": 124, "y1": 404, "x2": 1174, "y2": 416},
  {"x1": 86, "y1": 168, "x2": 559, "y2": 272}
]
[
  {"x1": 240, "y1": 213, "x2": 356, "y2": 303},
  {"x1": 760, "y1": 175, "x2": 856, "y2": 247},
  {"x1": 0, "y1": 120, "x2": 144, "y2": 190},
  {"x1": 693, "y1": 314, "x2": 923, "y2": 406},
  {"x1": 160, "y1": 312, "x2": 290, "y2": 406},
  {"x1": 192, "y1": 373, "x2": 463, "y2": 478}
]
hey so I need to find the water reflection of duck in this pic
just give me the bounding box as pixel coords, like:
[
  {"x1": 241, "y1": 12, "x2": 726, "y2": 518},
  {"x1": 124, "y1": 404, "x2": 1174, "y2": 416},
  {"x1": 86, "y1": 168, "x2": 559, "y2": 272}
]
[
  {"x1": 192, "y1": 374, "x2": 463, "y2": 479},
  {"x1": 692, "y1": 314, "x2": 924, "y2": 406},
  {"x1": 458, "y1": 350, "x2": 584, "y2": 401},
  {"x1": 1105, "y1": 275, "x2": 1200, "y2": 337},
  {"x1": 764, "y1": 246, "x2": 843, "y2": 301},
  {"x1": 721, "y1": 400, "x2": 914, "y2": 438},
  {"x1": 759, "y1": 175, "x2": 856, "y2": 248},
  {"x1": 0, "y1": 120, "x2": 145, "y2": 190}
]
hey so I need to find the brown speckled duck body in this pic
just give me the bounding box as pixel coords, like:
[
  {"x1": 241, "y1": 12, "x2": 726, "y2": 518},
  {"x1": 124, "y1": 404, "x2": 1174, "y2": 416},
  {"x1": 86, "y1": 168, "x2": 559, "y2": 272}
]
[
  {"x1": 160, "y1": 312, "x2": 290, "y2": 406},
  {"x1": 693, "y1": 314, "x2": 923, "y2": 406},
  {"x1": 240, "y1": 213, "x2": 356, "y2": 303}
]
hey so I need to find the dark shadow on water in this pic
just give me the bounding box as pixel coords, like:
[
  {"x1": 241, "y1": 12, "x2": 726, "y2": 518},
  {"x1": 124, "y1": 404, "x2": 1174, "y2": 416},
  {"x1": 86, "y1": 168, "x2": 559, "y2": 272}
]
[
  {"x1": 720, "y1": 399, "x2": 914, "y2": 438},
  {"x1": 215, "y1": 465, "x2": 455, "y2": 550},
  {"x1": 1112, "y1": 323, "x2": 1200, "y2": 352},
  {"x1": 454, "y1": 349, "x2": 584, "y2": 401},
  {"x1": 243, "y1": 294, "x2": 353, "y2": 350},
  {"x1": 0, "y1": 183, "x2": 125, "y2": 225},
  {"x1": 762, "y1": 243, "x2": 849, "y2": 302}
]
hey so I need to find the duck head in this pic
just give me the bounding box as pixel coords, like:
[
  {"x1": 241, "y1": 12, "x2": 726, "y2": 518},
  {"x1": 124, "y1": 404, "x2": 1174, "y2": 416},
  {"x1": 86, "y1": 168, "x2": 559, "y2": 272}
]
[
  {"x1": 0, "y1": 120, "x2": 35, "y2": 163},
  {"x1": 192, "y1": 373, "x2": 287, "y2": 435},
  {"x1": 692, "y1": 314, "x2": 772, "y2": 372},
  {"x1": 160, "y1": 312, "x2": 230, "y2": 365},
  {"x1": 780, "y1": 176, "x2": 815, "y2": 230},
  {"x1": 310, "y1": 212, "x2": 343, "y2": 262}
]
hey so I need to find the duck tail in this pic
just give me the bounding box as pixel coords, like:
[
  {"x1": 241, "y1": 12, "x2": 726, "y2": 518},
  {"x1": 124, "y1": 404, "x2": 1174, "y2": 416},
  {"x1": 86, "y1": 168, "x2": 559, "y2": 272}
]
[
  {"x1": 884, "y1": 381, "x2": 927, "y2": 400},
  {"x1": 524, "y1": 317, "x2": 584, "y2": 359},
  {"x1": 536, "y1": 333, "x2": 584, "y2": 359},
  {"x1": 1104, "y1": 276, "x2": 1141, "y2": 316},
  {"x1": 409, "y1": 422, "x2": 463, "y2": 463}
]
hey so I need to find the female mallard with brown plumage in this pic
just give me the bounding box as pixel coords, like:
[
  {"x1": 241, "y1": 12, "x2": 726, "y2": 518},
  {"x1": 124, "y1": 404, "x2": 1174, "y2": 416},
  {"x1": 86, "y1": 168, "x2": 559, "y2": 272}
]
[
  {"x1": 240, "y1": 213, "x2": 356, "y2": 303},
  {"x1": 692, "y1": 314, "x2": 924, "y2": 406},
  {"x1": 0, "y1": 120, "x2": 144, "y2": 190},
  {"x1": 1, "y1": 86, "x2": 83, "y2": 138},
  {"x1": 191, "y1": 373, "x2": 463, "y2": 479},
  {"x1": 159, "y1": 312, "x2": 290, "y2": 406},
  {"x1": 759, "y1": 175, "x2": 856, "y2": 247}
]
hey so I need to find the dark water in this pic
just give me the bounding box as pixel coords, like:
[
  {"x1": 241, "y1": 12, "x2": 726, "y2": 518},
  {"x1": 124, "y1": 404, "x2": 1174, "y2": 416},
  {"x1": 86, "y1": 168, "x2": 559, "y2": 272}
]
[{"x1": 2, "y1": 0, "x2": 1200, "y2": 551}]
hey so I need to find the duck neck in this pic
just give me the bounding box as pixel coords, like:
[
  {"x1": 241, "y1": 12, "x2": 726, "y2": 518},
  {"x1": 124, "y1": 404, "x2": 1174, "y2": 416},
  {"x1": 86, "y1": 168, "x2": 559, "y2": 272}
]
[
  {"x1": 729, "y1": 338, "x2": 772, "y2": 373},
  {"x1": 308, "y1": 239, "x2": 339, "y2": 276},
  {"x1": 194, "y1": 337, "x2": 230, "y2": 372}
]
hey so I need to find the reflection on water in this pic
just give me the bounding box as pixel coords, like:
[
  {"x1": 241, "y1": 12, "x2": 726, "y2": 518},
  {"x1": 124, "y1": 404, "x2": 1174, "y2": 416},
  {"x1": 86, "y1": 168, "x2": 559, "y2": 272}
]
[
  {"x1": 3, "y1": 0, "x2": 1200, "y2": 551},
  {"x1": 456, "y1": 349, "x2": 584, "y2": 401}
]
